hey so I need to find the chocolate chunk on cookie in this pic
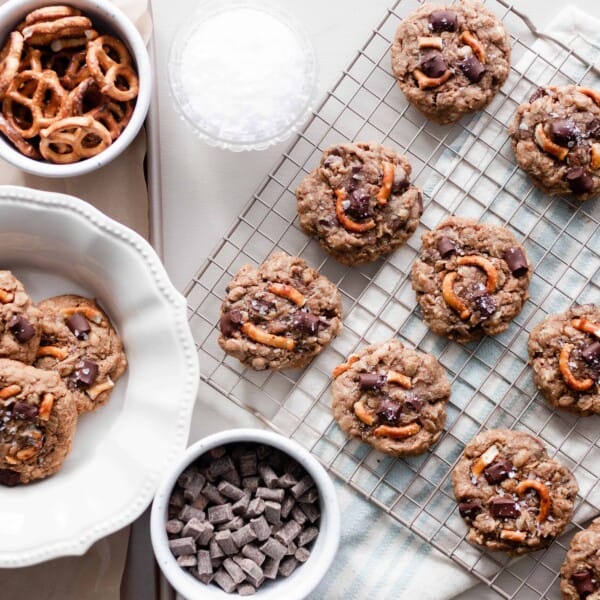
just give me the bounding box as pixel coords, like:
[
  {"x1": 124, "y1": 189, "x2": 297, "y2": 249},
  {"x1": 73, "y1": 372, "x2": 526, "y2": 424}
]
[
  {"x1": 528, "y1": 304, "x2": 600, "y2": 416},
  {"x1": 411, "y1": 217, "x2": 531, "y2": 343},
  {"x1": 218, "y1": 252, "x2": 342, "y2": 370},
  {"x1": 34, "y1": 295, "x2": 127, "y2": 413},
  {"x1": 453, "y1": 429, "x2": 578, "y2": 555},
  {"x1": 0, "y1": 271, "x2": 41, "y2": 363},
  {"x1": 0, "y1": 358, "x2": 77, "y2": 484},
  {"x1": 509, "y1": 85, "x2": 600, "y2": 201},
  {"x1": 390, "y1": 0, "x2": 511, "y2": 124},
  {"x1": 561, "y1": 517, "x2": 600, "y2": 600},
  {"x1": 296, "y1": 142, "x2": 422, "y2": 265},
  {"x1": 331, "y1": 339, "x2": 450, "y2": 456}
]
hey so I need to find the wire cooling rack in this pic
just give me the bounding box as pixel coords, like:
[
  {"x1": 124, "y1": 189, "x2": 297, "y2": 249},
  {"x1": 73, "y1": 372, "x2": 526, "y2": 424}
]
[{"x1": 185, "y1": 1, "x2": 600, "y2": 598}]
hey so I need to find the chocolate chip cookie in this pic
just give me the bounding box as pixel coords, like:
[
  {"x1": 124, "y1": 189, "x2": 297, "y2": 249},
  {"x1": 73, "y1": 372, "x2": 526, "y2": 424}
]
[
  {"x1": 35, "y1": 295, "x2": 127, "y2": 413},
  {"x1": 0, "y1": 358, "x2": 77, "y2": 485},
  {"x1": 509, "y1": 85, "x2": 600, "y2": 200},
  {"x1": 453, "y1": 429, "x2": 578, "y2": 555},
  {"x1": 218, "y1": 252, "x2": 343, "y2": 370},
  {"x1": 296, "y1": 141, "x2": 422, "y2": 265},
  {"x1": 331, "y1": 339, "x2": 450, "y2": 456},
  {"x1": 411, "y1": 217, "x2": 531, "y2": 343},
  {"x1": 0, "y1": 271, "x2": 41, "y2": 363},
  {"x1": 528, "y1": 305, "x2": 600, "y2": 416},
  {"x1": 390, "y1": 0, "x2": 511, "y2": 124},
  {"x1": 560, "y1": 517, "x2": 600, "y2": 600}
]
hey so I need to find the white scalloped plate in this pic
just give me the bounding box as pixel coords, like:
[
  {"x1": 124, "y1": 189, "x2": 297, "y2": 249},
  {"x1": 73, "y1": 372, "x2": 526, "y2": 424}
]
[{"x1": 0, "y1": 186, "x2": 199, "y2": 567}]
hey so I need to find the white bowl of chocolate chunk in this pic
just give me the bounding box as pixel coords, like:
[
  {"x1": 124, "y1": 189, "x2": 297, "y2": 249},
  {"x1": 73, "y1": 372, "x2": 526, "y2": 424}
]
[{"x1": 151, "y1": 428, "x2": 341, "y2": 599}]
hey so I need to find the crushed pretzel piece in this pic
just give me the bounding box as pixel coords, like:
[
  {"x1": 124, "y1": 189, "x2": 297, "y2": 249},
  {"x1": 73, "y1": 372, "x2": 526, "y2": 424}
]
[
  {"x1": 373, "y1": 422, "x2": 420, "y2": 439},
  {"x1": 375, "y1": 161, "x2": 395, "y2": 205},
  {"x1": 332, "y1": 355, "x2": 359, "y2": 378},
  {"x1": 413, "y1": 68, "x2": 452, "y2": 90},
  {"x1": 36, "y1": 345, "x2": 69, "y2": 361},
  {"x1": 442, "y1": 272, "x2": 470, "y2": 320},
  {"x1": 516, "y1": 480, "x2": 551, "y2": 522},
  {"x1": 500, "y1": 529, "x2": 527, "y2": 542},
  {"x1": 0, "y1": 288, "x2": 14, "y2": 303},
  {"x1": 559, "y1": 343, "x2": 594, "y2": 391},
  {"x1": 38, "y1": 393, "x2": 54, "y2": 421},
  {"x1": 472, "y1": 444, "x2": 500, "y2": 477},
  {"x1": 15, "y1": 446, "x2": 39, "y2": 461},
  {"x1": 86, "y1": 377, "x2": 114, "y2": 400},
  {"x1": 418, "y1": 36, "x2": 443, "y2": 50},
  {"x1": 61, "y1": 305, "x2": 103, "y2": 324},
  {"x1": 591, "y1": 144, "x2": 600, "y2": 170},
  {"x1": 241, "y1": 322, "x2": 295, "y2": 351},
  {"x1": 335, "y1": 188, "x2": 376, "y2": 233},
  {"x1": 386, "y1": 370, "x2": 412, "y2": 389},
  {"x1": 353, "y1": 400, "x2": 375, "y2": 426},
  {"x1": 534, "y1": 123, "x2": 569, "y2": 161},
  {"x1": 4, "y1": 455, "x2": 17, "y2": 465},
  {"x1": 266, "y1": 283, "x2": 305, "y2": 307},
  {"x1": 578, "y1": 87, "x2": 600, "y2": 106},
  {"x1": 457, "y1": 255, "x2": 498, "y2": 293},
  {"x1": 0, "y1": 384, "x2": 21, "y2": 400},
  {"x1": 459, "y1": 31, "x2": 486, "y2": 63},
  {"x1": 572, "y1": 318, "x2": 600, "y2": 338}
]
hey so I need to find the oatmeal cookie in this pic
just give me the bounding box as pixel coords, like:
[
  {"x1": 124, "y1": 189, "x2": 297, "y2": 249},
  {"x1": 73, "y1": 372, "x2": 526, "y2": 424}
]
[
  {"x1": 453, "y1": 429, "x2": 578, "y2": 555},
  {"x1": 411, "y1": 216, "x2": 531, "y2": 343},
  {"x1": 218, "y1": 252, "x2": 343, "y2": 370},
  {"x1": 35, "y1": 295, "x2": 127, "y2": 413},
  {"x1": 0, "y1": 359, "x2": 77, "y2": 485},
  {"x1": 509, "y1": 85, "x2": 600, "y2": 200},
  {"x1": 528, "y1": 305, "x2": 600, "y2": 416},
  {"x1": 390, "y1": 0, "x2": 511, "y2": 124},
  {"x1": 296, "y1": 141, "x2": 422, "y2": 265},
  {"x1": 331, "y1": 339, "x2": 450, "y2": 456},
  {"x1": 0, "y1": 270, "x2": 41, "y2": 363}
]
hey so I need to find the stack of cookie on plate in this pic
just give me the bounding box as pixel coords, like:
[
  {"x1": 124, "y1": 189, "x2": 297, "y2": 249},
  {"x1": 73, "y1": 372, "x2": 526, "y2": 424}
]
[{"x1": 0, "y1": 270, "x2": 126, "y2": 486}]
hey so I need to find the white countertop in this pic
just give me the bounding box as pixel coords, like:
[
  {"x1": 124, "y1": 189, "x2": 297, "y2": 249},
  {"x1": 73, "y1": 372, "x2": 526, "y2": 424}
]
[{"x1": 151, "y1": 1, "x2": 600, "y2": 599}]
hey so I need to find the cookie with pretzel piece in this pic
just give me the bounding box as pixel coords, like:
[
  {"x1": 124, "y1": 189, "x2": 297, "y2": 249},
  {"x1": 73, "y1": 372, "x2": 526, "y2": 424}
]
[
  {"x1": 528, "y1": 304, "x2": 600, "y2": 416},
  {"x1": 34, "y1": 295, "x2": 127, "y2": 414},
  {"x1": 218, "y1": 252, "x2": 342, "y2": 370},
  {"x1": 331, "y1": 339, "x2": 450, "y2": 456},
  {"x1": 453, "y1": 429, "x2": 578, "y2": 555},
  {"x1": 411, "y1": 216, "x2": 531, "y2": 343},
  {"x1": 390, "y1": 0, "x2": 510, "y2": 124},
  {"x1": 296, "y1": 141, "x2": 423, "y2": 265}
]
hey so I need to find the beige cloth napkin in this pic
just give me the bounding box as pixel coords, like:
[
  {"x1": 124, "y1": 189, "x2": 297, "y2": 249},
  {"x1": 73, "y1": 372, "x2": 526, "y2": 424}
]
[{"x1": 0, "y1": 1, "x2": 153, "y2": 598}]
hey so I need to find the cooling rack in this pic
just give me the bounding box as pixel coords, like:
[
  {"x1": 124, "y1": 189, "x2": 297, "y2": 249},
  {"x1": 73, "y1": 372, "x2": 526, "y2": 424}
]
[{"x1": 184, "y1": 1, "x2": 600, "y2": 597}]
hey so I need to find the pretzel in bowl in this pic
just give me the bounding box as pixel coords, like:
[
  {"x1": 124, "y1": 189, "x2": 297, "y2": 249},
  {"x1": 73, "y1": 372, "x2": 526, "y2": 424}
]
[{"x1": 0, "y1": 32, "x2": 24, "y2": 95}]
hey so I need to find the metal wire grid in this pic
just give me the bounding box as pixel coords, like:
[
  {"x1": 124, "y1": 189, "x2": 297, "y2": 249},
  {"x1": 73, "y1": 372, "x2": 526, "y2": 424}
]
[{"x1": 184, "y1": 1, "x2": 600, "y2": 598}]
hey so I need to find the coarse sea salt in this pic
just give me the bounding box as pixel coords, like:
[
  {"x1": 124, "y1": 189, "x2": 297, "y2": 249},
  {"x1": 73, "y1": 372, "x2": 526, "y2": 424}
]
[{"x1": 170, "y1": 5, "x2": 315, "y2": 147}]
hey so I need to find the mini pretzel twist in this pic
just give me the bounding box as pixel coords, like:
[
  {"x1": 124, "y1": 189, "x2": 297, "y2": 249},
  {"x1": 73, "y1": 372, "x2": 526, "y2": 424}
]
[
  {"x1": 457, "y1": 255, "x2": 498, "y2": 293},
  {"x1": 373, "y1": 422, "x2": 420, "y2": 439},
  {"x1": 18, "y1": 47, "x2": 43, "y2": 73},
  {"x1": 459, "y1": 31, "x2": 486, "y2": 63},
  {"x1": 375, "y1": 161, "x2": 394, "y2": 205},
  {"x1": 0, "y1": 288, "x2": 14, "y2": 303},
  {"x1": 60, "y1": 51, "x2": 91, "y2": 90},
  {"x1": 442, "y1": 271, "x2": 470, "y2": 320},
  {"x1": 559, "y1": 343, "x2": 594, "y2": 391},
  {"x1": 534, "y1": 123, "x2": 568, "y2": 161},
  {"x1": 0, "y1": 31, "x2": 24, "y2": 95},
  {"x1": 86, "y1": 35, "x2": 139, "y2": 102},
  {"x1": 386, "y1": 370, "x2": 412, "y2": 389},
  {"x1": 0, "y1": 384, "x2": 21, "y2": 400},
  {"x1": 516, "y1": 479, "x2": 551, "y2": 523},
  {"x1": 21, "y1": 16, "x2": 92, "y2": 46},
  {"x1": 39, "y1": 115, "x2": 113, "y2": 163},
  {"x1": 241, "y1": 322, "x2": 295, "y2": 351},
  {"x1": 335, "y1": 188, "x2": 376, "y2": 233},
  {"x1": 413, "y1": 68, "x2": 452, "y2": 90},
  {"x1": 51, "y1": 29, "x2": 98, "y2": 53},
  {"x1": 36, "y1": 345, "x2": 69, "y2": 361},
  {"x1": 266, "y1": 283, "x2": 306, "y2": 307},
  {"x1": 23, "y1": 5, "x2": 82, "y2": 27},
  {"x1": 572, "y1": 318, "x2": 600, "y2": 339},
  {"x1": 353, "y1": 400, "x2": 375, "y2": 426},
  {"x1": 332, "y1": 354, "x2": 359, "y2": 378},
  {"x1": 38, "y1": 393, "x2": 54, "y2": 421}
]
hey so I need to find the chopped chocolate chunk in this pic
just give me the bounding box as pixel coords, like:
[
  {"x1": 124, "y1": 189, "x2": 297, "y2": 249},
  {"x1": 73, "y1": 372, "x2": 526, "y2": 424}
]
[
  {"x1": 220, "y1": 309, "x2": 243, "y2": 337},
  {"x1": 428, "y1": 9, "x2": 458, "y2": 32},
  {"x1": 403, "y1": 394, "x2": 423, "y2": 413},
  {"x1": 392, "y1": 170, "x2": 409, "y2": 194},
  {"x1": 483, "y1": 459, "x2": 513, "y2": 484},
  {"x1": 73, "y1": 359, "x2": 99, "y2": 388},
  {"x1": 222, "y1": 557, "x2": 246, "y2": 585},
  {"x1": 489, "y1": 497, "x2": 520, "y2": 519},
  {"x1": 587, "y1": 118, "x2": 600, "y2": 137},
  {"x1": 504, "y1": 247, "x2": 529, "y2": 277},
  {"x1": 549, "y1": 119, "x2": 580, "y2": 147},
  {"x1": 166, "y1": 519, "x2": 184, "y2": 535},
  {"x1": 473, "y1": 294, "x2": 497, "y2": 319},
  {"x1": 358, "y1": 372, "x2": 386, "y2": 390},
  {"x1": 213, "y1": 568, "x2": 236, "y2": 593},
  {"x1": 566, "y1": 167, "x2": 594, "y2": 195},
  {"x1": 8, "y1": 315, "x2": 35, "y2": 343},
  {"x1": 420, "y1": 50, "x2": 447, "y2": 79},
  {"x1": 0, "y1": 468, "x2": 20, "y2": 487},
  {"x1": 12, "y1": 401, "x2": 38, "y2": 420},
  {"x1": 169, "y1": 536, "x2": 196, "y2": 557},
  {"x1": 346, "y1": 190, "x2": 372, "y2": 221},
  {"x1": 457, "y1": 56, "x2": 486, "y2": 83},
  {"x1": 292, "y1": 311, "x2": 320, "y2": 335},
  {"x1": 65, "y1": 313, "x2": 91, "y2": 340},
  {"x1": 572, "y1": 570, "x2": 597, "y2": 598},
  {"x1": 529, "y1": 87, "x2": 547, "y2": 103},
  {"x1": 437, "y1": 236, "x2": 457, "y2": 258},
  {"x1": 458, "y1": 499, "x2": 482, "y2": 519},
  {"x1": 582, "y1": 341, "x2": 600, "y2": 366},
  {"x1": 375, "y1": 398, "x2": 402, "y2": 425}
]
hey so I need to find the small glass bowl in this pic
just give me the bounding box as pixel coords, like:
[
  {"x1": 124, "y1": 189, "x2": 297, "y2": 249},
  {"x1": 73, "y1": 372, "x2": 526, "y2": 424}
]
[{"x1": 168, "y1": 0, "x2": 317, "y2": 152}]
